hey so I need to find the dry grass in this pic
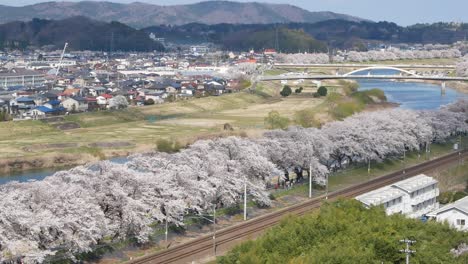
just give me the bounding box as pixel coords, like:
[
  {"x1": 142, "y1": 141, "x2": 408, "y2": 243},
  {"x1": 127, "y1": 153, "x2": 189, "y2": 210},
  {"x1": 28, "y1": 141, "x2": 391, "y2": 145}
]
[{"x1": 0, "y1": 81, "x2": 334, "y2": 172}]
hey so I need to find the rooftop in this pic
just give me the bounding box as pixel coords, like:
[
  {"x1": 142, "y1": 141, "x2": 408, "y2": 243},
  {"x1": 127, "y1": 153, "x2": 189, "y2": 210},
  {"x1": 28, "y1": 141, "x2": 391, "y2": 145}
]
[
  {"x1": 391, "y1": 174, "x2": 438, "y2": 193},
  {"x1": 428, "y1": 196, "x2": 468, "y2": 217},
  {"x1": 356, "y1": 186, "x2": 405, "y2": 206}
]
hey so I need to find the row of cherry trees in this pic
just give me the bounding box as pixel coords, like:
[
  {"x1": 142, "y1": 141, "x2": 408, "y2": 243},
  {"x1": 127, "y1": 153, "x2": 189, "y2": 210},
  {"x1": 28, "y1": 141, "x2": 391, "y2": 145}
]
[
  {"x1": 455, "y1": 55, "x2": 468, "y2": 76},
  {"x1": 0, "y1": 103, "x2": 467, "y2": 263},
  {"x1": 275, "y1": 48, "x2": 462, "y2": 64},
  {"x1": 339, "y1": 48, "x2": 461, "y2": 63},
  {"x1": 275, "y1": 53, "x2": 330, "y2": 64}
]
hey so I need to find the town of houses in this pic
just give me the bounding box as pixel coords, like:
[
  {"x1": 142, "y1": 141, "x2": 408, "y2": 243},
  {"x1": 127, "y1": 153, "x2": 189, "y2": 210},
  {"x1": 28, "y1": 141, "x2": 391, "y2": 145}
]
[{"x1": 0, "y1": 48, "x2": 269, "y2": 120}]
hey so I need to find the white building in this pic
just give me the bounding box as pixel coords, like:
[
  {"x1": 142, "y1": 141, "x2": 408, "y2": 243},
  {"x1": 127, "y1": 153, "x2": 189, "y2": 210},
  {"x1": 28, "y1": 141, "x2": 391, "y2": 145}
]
[
  {"x1": 27, "y1": 60, "x2": 76, "y2": 70},
  {"x1": 356, "y1": 174, "x2": 439, "y2": 218},
  {"x1": 427, "y1": 196, "x2": 468, "y2": 231}
]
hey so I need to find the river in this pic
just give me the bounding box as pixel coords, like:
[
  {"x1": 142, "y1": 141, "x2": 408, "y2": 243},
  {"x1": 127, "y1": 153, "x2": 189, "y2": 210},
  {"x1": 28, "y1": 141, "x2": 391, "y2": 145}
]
[
  {"x1": 357, "y1": 69, "x2": 468, "y2": 109},
  {"x1": 1, "y1": 75, "x2": 467, "y2": 184},
  {"x1": 0, "y1": 157, "x2": 129, "y2": 185}
]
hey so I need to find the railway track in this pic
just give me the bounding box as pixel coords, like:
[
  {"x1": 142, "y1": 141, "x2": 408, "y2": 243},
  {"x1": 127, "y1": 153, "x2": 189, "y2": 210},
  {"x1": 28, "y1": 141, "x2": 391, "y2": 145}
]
[{"x1": 129, "y1": 150, "x2": 467, "y2": 264}]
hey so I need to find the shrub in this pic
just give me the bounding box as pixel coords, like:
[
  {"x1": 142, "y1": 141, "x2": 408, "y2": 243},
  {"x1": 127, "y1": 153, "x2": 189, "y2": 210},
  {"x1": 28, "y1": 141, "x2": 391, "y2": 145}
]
[
  {"x1": 295, "y1": 87, "x2": 303, "y2": 94},
  {"x1": 453, "y1": 191, "x2": 467, "y2": 202},
  {"x1": 317, "y1": 86, "x2": 328, "y2": 96},
  {"x1": 264, "y1": 111, "x2": 290, "y2": 129},
  {"x1": 339, "y1": 80, "x2": 359, "y2": 95},
  {"x1": 294, "y1": 108, "x2": 320, "y2": 128},
  {"x1": 280, "y1": 85, "x2": 292, "y2": 97},
  {"x1": 144, "y1": 98, "x2": 155, "y2": 105},
  {"x1": 438, "y1": 191, "x2": 453, "y2": 204},
  {"x1": 156, "y1": 138, "x2": 183, "y2": 153}
]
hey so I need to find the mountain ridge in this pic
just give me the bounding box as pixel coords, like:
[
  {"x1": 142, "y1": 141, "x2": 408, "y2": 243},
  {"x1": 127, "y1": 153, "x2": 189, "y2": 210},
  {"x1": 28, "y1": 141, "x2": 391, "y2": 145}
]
[
  {"x1": 0, "y1": 1, "x2": 368, "y2": 28},
  {"x1": 0, "y1": 16, "x2": 164, "y2": 51}
]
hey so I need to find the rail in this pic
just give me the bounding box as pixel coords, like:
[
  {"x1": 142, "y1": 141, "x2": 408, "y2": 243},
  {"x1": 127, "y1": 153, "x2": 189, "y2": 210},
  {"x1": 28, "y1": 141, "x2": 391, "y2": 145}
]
[{"x1": 128, "y1": 150, "x2": 467, "y2": 264}]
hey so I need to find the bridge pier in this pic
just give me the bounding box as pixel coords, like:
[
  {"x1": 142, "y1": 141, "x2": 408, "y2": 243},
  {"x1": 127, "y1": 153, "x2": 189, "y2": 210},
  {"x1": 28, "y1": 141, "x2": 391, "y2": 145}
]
[{"x1": 441, "y1": 81, "x2": 446, "y2": 95}]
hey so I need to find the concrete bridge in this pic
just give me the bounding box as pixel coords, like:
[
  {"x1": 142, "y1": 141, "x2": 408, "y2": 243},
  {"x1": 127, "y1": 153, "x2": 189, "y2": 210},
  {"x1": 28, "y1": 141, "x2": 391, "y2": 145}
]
[
  {"x1": 260, "y1": 74, "x2": 468, "y2": 82},
  {"x1": 262, "y1": 65, "x2": 466, "y2": 81},
  {"x1": 274, "y1": 63, "x2": 456, "y2": 70},
  {"x1": 260, "y1": 65, "x2": 468, "y2": 94}
]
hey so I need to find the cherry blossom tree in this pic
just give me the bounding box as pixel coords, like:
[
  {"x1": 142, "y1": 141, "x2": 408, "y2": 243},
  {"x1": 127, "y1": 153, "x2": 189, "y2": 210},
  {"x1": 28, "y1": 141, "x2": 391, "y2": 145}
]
[
  {"x1": 108, "y1": 95, "x2": 129, "y2": 109},
  {"x1": 1, "y1": 105, "x2": 466, "y2": 263}
]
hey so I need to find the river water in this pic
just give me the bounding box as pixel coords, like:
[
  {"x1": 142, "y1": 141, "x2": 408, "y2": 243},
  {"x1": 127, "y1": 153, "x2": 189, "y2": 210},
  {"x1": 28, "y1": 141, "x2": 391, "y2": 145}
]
[
  {"x1": 1, "y1": 74, "x2": 467, "y2": 184},
  {"x1": 358, "y1": 79, "x2": 467, "y2": 110},
  {"x1": 356, "y1": 69, "x2": 468, "y2": 109},
  {"x1": 0, "y1": 157, "x2": 128, "y2": 185}
]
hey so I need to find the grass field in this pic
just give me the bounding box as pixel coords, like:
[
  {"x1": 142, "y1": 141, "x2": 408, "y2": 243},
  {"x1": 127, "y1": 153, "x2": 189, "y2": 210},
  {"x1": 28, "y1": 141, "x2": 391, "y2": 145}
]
[{"x1": 0, "y1": 79, "x2": 338, "y2": 173}]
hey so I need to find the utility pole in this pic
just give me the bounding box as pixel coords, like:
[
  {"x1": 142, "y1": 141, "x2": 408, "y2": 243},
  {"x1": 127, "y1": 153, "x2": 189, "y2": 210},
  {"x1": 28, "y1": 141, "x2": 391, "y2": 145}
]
[
  {"x1": 403, "y1": 148, "x2": 406, "y2": 174},
  {"x1": 325, "y1": 173, "x2": 329, "y2": 200},
  {"x1": 165, "y1": 217, "x2": 168, "y2": 243},
  {"x1": 244, "y1": 179, "x2": 247, "y2": 221},
  {"x1": 399, "y1": 239, "x2": 416, "y2": 264},
  {"x1": 367, "y1": 158, "x2": 371, "y2": 176},
  {"x1": 309, "y1": 163, "x2": 313, "y2": 198},
  {"x1": 213, "y1": 204, "x2": 217, "y2": 256}
]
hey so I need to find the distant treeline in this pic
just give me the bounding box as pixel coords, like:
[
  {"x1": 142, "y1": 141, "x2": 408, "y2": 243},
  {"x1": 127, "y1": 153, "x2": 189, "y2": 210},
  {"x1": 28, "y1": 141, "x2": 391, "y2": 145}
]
[
  {"x1": 0, "y1": 17, "x2": 164, "y2": 52},
  {"x1": 1, "y1": 16, "x2": 468, "y2": 52},
  {"x1": 144, "y1": 21, "x2": 468, "y2": 51}
]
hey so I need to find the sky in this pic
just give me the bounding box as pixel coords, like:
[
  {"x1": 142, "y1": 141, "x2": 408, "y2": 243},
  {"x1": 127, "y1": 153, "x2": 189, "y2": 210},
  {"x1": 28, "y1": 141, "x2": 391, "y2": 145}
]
[{"x1": 3, "y1": 0, "x2": 467, "y2": 26}]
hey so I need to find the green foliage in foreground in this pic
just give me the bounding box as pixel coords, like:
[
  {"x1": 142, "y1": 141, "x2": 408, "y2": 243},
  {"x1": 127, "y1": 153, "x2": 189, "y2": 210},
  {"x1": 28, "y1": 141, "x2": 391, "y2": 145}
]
[{"x1": 218, "y1": 200, "x2": 468, "y2": 264}]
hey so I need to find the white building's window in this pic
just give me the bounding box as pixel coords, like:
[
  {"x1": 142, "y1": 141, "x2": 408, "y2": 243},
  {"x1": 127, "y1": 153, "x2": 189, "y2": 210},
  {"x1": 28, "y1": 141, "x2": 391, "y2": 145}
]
[{"x1": 456, "y1": 219, "x2": 466, "y2": 226}]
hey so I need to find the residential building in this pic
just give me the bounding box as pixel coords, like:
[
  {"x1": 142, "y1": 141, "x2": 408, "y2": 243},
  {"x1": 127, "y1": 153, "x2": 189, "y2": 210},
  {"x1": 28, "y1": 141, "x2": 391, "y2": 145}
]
[
  {"x1": 427, "y1": 196, "x2": 468, "y2": 231},
  {"x1": 0, "y1": 69, "x2": 45, "y2": 89},
  {"x1": 356, "y1": 174, "x2": 439, "y2": 218},
  {"x1": 62, "y1": 96, "x2": 88, "y2": 112}
]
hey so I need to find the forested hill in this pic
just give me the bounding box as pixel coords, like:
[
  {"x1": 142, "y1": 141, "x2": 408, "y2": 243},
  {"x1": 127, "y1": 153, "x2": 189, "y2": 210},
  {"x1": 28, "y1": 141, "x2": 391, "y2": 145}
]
[
  {"x1": 0, "y1": 1, "x2": 366, "y2": 28},
  {"x1": 222, "y1": 27, "x2": 327, "y2": 53},
  {"x1": 144, "y1": 21, "x2": 468, "y2": 50},
  {"x1": 0, "y1": 17, "x2": 164, "y2": 51},
  {"x1": 1, "y1": 17, "x2": 467, "y2": 52}
]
